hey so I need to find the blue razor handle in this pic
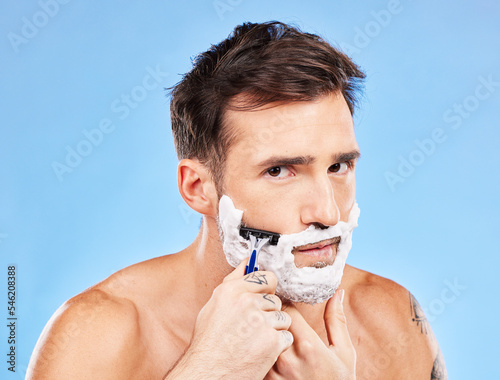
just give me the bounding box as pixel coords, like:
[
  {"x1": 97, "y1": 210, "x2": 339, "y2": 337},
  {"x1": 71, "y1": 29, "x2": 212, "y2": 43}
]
[{"x1": 245, "y1": 249, "x2": 259, "y2": 275}]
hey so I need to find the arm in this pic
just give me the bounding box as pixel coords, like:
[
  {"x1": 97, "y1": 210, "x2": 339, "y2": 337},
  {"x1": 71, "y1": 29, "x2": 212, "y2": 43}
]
[
  {"x1": 409, "y1": 293, "x2": 448, "y2": 380},
  {"x1": 354, "y1": 280, "x2": 449, "y2": 379},
  {"x1": 362, "y1": 285, "x2": 449, "y2": 379},
  {"x1": 345, "y1": 270, "x2": 448, "y2": 379}
]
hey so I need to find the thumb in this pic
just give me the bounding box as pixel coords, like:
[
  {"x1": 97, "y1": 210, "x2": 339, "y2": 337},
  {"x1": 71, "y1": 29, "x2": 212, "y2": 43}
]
[
  {"x1": 324, "y1": 289, "x2": 352, "y2": 348},
  {"x1": 223, "y1": 257, "x2": 250, "y2": 282}
]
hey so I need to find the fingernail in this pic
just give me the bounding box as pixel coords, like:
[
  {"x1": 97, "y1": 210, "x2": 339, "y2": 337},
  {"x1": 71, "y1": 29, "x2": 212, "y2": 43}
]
[{"x1": 340, "y1": 289, "x2": 345, "y2": 305}]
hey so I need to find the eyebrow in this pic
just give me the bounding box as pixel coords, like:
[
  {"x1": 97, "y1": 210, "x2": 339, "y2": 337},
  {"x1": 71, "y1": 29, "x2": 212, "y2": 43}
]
[
  {"x1": 256, "y1": 150, "x2": 361, "y2": 168},
  {"x1": 336, "y1": 150, "x2": 361, "y2": 163}
]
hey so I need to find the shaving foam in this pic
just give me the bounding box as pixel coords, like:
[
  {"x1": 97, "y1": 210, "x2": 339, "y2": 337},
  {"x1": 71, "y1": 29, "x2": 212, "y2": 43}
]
[{"x1": 217, "y1": 195, "x2": 360, "y2": 304}]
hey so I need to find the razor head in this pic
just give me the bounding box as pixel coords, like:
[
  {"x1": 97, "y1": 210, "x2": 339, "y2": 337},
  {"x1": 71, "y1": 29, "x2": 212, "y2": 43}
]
[{"x1": 239, "y1": 227, "x2": 280, "y2": 246}]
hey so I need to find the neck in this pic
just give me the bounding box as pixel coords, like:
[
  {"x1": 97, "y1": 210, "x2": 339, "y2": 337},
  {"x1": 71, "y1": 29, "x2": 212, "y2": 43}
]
[
  {"x1": 294, "y1": 301, "x2": 329, "y2": 341},
  {"x1": 183, "y1": 215, "x2": 235, "y2": 309}
]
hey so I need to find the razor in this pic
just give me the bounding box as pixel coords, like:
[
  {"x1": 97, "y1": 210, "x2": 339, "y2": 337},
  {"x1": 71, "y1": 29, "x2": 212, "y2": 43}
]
[{"x1": 239, "y1": 227, "x2": 281, "y2": 275}]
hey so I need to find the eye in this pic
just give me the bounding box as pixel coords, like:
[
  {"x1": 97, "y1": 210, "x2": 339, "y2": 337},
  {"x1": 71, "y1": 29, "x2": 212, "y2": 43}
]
[
  {"x1": 268, "y1": 167, "x2": 281, "y2": 177},
  {"x1": 265, "y1": 166, "x2": 291, "y2": 178},
  {"x1": 328, "y1": 162, "x2": 350, "y2": 175}
]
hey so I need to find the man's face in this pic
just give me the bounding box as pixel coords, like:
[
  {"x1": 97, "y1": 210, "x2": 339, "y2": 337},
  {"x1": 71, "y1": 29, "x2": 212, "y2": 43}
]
[{"x1": 221, "y1": 91, "x2": 360, "y2": 269}]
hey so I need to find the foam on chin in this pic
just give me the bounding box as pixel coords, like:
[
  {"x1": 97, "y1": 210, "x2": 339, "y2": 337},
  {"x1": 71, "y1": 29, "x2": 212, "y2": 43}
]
[{"x1": 217, "y1": 195, "x2": 360, "y2": 304}]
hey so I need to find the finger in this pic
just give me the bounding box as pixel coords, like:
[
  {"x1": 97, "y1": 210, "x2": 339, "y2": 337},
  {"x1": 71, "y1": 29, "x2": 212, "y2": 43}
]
[
  {"x1": 265, "y1": 310, "x2": 291, "y2": 330},
  {"x1": 324, "y1": 289, "x2": 353, "y2": 348},
  {"x1": 278, "y1": 330, "x2": 294, "y2": 353},
  {"x1": 259, "y1": 293, "x2": 282, "y2": 311},
  {"x1": 225, "y1": 265, "x2": 278, "y2": 295},
  {"x1": 283, "y1": 303, "x2": 323, "y2": 344},
  {"x1": 241, "y1": 270, "x2": 278, "y2": 294},
  {"x1": 223, "y1": 258, "x2": 249, "y2": 282}
]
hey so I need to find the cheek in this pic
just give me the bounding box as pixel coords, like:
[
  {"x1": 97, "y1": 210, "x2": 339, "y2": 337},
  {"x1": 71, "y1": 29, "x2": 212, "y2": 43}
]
[
  {"x1": 232, "y1": 186, "x2": 298, "y2": 232},
  {"x1": 244, "y1": 195, "x2": 295, "y2": 230}
]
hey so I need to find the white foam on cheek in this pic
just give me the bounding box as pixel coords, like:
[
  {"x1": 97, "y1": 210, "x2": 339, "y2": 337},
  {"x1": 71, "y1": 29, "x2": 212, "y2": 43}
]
[
  {"x1": 217, "y1": 195, "x2": 251, "y2": 267},
  {"x1": 217, "y1": 195, "x2": 360, "y2": 304}
]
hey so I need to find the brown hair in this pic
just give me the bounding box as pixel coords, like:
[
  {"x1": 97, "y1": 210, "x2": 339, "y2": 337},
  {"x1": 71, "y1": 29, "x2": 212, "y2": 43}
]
[{"x1": 169, "y1": 21, "x2": 365, "y2": 192}]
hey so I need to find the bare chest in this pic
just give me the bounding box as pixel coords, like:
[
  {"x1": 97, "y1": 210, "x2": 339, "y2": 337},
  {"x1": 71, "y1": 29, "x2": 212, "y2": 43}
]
[
  {"x1": 131, "y1": 306, "x2": 195, "y2": 379},
  {"x1": 347, "y1": 318, "x2": 423, "y2": 379},
  {"x1": 137, "y1": 317, "x2": 411, "y2": 380}
]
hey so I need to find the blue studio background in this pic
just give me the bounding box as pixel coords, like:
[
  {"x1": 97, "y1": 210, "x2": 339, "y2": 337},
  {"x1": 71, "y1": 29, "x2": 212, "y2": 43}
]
[{"x1": 1, "y1": 0, "x2": 499, "y2": 378}]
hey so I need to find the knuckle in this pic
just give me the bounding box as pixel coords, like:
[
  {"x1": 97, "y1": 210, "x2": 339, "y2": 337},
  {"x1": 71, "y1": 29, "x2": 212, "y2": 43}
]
[
  {"x1": 246, "y1": 309, "x2": 265, "y2": 328},
  {"x1": 235, "y1": 319, "x2": 253, "y2": 340},
  {"x1": 297, "y1": 339, "x2": 315, "y2": 358}
]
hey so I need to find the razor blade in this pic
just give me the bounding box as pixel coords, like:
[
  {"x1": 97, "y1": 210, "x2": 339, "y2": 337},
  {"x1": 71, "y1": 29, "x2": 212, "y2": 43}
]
[
  {"x1": 239, "y1": 227, "x2": 280, "y2": 246},
  {"x1": 240, "y1": 227, "x2": 280, "y2": 274}
]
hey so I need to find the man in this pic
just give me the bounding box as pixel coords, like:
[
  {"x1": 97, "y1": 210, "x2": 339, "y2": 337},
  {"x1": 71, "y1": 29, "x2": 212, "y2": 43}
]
[{"x1": 27, "y1": 21, "x2": 447, "y2": 379}]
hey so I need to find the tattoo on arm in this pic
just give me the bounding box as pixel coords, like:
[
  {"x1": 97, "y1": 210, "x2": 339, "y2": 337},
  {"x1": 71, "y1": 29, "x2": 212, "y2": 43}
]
[
  {"x1": 431, "y1": 349, "x2": 448, "y2": 380},
  {"x1": 244, "y1": 272, "x2": 268, "y2": 285},
  {"x1": 409, "y1": 292, "x2": 429, "y2": 334},
  {"x1": 408, "y1": 293, "x2": 447, "y2": 379},
  {"x1": 263, "y1": 294, "x2": 275, "y2": 304}
]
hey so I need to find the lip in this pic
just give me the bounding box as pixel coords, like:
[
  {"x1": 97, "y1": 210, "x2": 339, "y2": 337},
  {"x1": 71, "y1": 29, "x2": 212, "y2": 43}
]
[
  {"x1": 295, "y1": 236, "x2": 341, "y2": 252},
  {"x1": 292, "y1": 237, "x2": 341, "y2": 268}
]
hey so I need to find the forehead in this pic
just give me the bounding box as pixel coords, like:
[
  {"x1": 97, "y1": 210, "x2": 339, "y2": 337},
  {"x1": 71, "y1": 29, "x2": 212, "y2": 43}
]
[{"x1": 223, "y1": 92, "x2": 357, "y2": 163}]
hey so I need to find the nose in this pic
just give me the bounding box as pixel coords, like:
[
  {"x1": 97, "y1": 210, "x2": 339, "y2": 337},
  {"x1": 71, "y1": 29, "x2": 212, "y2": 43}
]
[{"x1": 300, "y1": 175, "x2": 340, "y2": 228}]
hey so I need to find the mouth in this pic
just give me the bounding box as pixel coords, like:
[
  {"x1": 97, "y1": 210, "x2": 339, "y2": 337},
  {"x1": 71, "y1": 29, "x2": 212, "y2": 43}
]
[{"x1": 292, "y1": 236, "x2": 341, "y2": 268}]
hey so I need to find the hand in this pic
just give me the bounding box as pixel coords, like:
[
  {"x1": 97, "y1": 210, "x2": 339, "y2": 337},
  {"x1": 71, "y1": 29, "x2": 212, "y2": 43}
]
[
  {"x1": 265, "y1": 289, "x2": 356, "y2": 380},
  {"x1": 166, "y1": 260, "x2": 293, "y2": 379}
]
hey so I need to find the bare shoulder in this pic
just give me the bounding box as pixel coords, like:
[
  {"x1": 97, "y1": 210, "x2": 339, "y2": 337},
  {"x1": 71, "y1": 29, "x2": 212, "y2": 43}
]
[
  {"x1": 28, "y1": 253, "x2": 189, "y2": 379},
  {"x1": 27, "y1": 287, "x2": 144, "y2": 380},
  {"x1": 342, "y1": 265, "x2": 448, "y2": 379},
  {"x1": 343, "y1": 265, "x2": 412, "y2": 328}
]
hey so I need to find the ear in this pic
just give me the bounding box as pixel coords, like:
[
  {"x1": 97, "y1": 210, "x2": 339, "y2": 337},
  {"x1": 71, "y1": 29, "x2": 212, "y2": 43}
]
[{"x1": 177, "y1": 159, "x2": 218, "y2": 217}]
